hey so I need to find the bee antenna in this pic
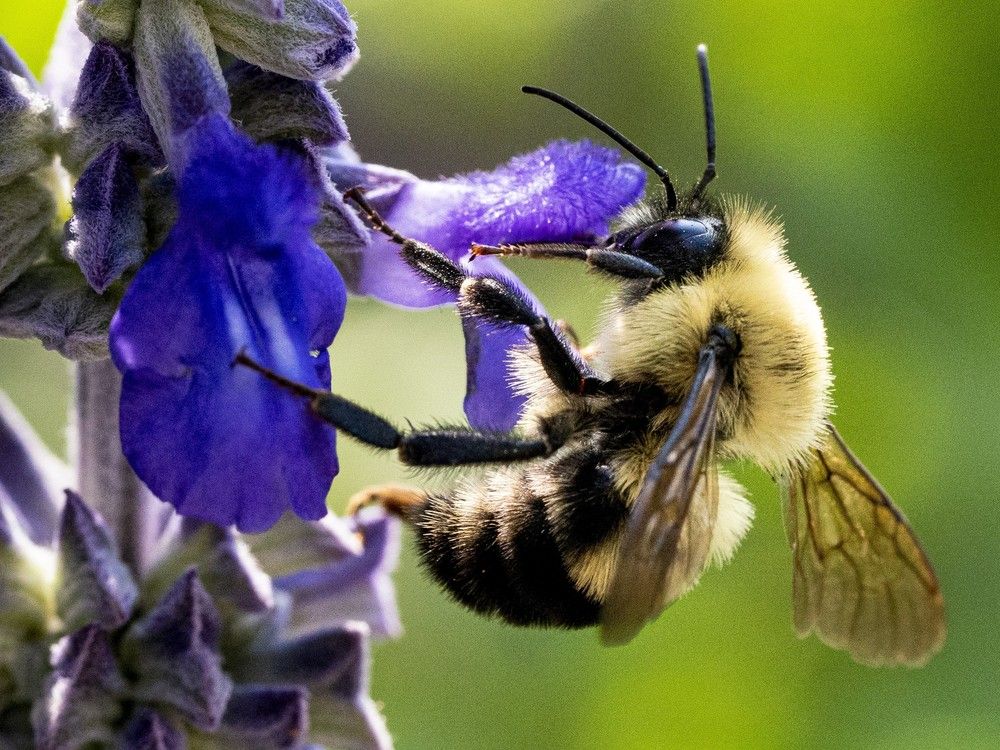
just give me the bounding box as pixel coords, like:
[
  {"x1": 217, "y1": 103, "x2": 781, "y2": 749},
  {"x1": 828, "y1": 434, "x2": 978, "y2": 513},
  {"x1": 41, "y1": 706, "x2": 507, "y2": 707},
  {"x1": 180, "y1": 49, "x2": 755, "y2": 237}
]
[
  {"x1": 690, "y1": 44, "x2": 717, "y2": 203},
  {"x1": 521, "y1": 85, "x2": 678, "y2": 211}
]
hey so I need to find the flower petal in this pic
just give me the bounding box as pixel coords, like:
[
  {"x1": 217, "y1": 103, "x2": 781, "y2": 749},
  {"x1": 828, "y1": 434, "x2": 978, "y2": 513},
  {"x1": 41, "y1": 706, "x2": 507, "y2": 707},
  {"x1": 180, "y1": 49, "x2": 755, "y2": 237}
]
[
  {"x1": 110, "y1": 116, "x2": 346, "y2": 532},
  {"x1": 275, "y1": 508, "x2": 401, "y2": 639},
  {"x1": 337, "y1": 140, "x2": 645, "y2": 428}
]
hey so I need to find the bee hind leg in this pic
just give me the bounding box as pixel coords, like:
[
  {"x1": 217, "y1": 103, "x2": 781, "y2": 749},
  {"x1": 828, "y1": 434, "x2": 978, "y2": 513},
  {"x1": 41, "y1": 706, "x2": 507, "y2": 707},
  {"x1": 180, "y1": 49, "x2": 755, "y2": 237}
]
[{"x1": 347, "y1": 483, "x2": 426, "y2": 520}]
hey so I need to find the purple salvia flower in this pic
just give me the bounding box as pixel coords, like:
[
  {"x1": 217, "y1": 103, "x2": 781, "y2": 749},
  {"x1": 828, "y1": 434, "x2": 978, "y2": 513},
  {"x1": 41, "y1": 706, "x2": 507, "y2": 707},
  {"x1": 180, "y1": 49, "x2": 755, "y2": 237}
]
[
  {"x1": 0, "y1": 393, "x2": 399, "y2": 746},
  {"x1": 327, "y1": 140, "x2": 646, "y2": 429},
  {"x1": 109, "y1": 114, "x2": 347, "y2": 531}
]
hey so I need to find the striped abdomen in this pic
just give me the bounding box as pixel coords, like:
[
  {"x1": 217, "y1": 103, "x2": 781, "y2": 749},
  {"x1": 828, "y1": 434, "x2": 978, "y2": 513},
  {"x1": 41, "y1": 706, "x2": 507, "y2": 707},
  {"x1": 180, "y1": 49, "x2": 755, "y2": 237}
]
[{"x1": 411, "y1": 440, "x2": 630, "y2": 628}]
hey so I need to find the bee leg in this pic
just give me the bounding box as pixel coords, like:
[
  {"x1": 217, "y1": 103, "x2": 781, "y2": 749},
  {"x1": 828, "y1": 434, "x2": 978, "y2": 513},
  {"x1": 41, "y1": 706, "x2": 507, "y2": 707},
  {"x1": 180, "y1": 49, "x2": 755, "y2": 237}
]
[
  {"x1": 458, "y1": 275, "x2": 615, "y2": 396},
  {"x1": 343, "y1": 188, "x2": 617, "y2": 397},
  {"x1": 346, "y1": 483, "x2": 425, "y2": 519},
  {"x1": 471, "y1": 242, "x2": 664, "y2": 280},
  {"x1": 235, "y1": 351, "x2": 561, "y2": 463}
]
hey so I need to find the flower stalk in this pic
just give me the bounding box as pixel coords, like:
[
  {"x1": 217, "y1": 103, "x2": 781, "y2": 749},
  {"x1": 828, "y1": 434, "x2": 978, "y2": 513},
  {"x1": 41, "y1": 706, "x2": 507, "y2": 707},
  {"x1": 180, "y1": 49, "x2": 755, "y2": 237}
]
[{"x1": 74, "y1": 357, "x2": 159, "y2": 574}]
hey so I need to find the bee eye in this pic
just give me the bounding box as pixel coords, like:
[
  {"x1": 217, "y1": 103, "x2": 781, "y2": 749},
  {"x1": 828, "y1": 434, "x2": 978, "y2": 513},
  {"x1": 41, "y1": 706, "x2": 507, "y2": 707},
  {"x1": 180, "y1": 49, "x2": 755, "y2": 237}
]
[{"x1": 617, "y1": 217, "x2": 724, "y2": 280}]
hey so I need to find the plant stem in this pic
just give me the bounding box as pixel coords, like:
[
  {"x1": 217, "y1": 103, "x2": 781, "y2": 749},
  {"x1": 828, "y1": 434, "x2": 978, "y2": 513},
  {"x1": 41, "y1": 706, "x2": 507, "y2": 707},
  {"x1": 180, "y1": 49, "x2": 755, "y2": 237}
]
[{"x1": 74, "y1": 358, "x2": 158, "y2": 573}]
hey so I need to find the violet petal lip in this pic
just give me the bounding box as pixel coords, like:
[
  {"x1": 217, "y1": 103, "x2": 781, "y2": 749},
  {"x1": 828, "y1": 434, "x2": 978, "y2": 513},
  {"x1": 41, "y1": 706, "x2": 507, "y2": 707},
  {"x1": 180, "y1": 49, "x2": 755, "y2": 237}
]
[{"x1": 109, "y1": 115, "x2": 346, "y2": 532}]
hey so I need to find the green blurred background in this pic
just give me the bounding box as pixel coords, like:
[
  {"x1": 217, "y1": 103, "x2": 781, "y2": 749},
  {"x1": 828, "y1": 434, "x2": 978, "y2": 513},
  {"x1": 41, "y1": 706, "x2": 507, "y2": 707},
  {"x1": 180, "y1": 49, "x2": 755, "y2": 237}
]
[{"x1": 3, "y1": 1, "x2": 999, "y2": 747}]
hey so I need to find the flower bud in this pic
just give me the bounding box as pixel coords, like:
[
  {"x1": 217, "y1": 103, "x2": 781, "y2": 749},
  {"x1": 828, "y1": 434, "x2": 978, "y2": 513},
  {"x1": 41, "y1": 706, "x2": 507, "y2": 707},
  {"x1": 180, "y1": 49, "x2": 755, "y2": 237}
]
[
  {"x1": 226, "y1": 59, "x2": 348, "y2": 145},
  {"x1": 121, "y1": 709, "x2": 185, "y2": 750},
  {"x1": 31, "y1": 625, "x2": 127, "y2": 749},
  {"x1": 133, "y1": 0, "x2": 229, "y2": 167},
  {"x1": 200, "y1": 0, "x2": 358, "y2": 81},
  {"x1": 55, "y1": 491, "x2": 138, "y2": 631},
  {"x1": 122, "y1": 569, "x2": 233, "y2": 730},
  {"x1": 76, "y1": 0, "x2": 138, "y2": 46},
  {"x1": 0, "y1": 175, "x2": 56, "y2": 294},
  {"x1": 0, "y1": 263, "x2": 120, "y2": 360},
  {"x1": 0, "y1": 61, "x2": 55, "y2": 188},
  {"x1": 66, "y1": 142, "x2": 147, "y2": 292},
  {"x1": 64, "y1": 41, "x2": 162, "y2": 174}
]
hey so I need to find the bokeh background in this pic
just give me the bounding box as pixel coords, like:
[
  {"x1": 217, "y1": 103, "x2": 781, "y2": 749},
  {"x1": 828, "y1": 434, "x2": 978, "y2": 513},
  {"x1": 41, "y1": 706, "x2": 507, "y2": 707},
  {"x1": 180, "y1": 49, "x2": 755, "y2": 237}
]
[{"x1": 3, "y1": 1, "x2": 999, "y2": 748}]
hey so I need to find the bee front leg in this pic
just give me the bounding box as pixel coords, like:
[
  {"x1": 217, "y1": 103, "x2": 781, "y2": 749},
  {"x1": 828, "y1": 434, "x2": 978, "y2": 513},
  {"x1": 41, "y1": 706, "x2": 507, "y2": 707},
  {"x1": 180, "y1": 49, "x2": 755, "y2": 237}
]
[
  {"x1": 343, "y1": 188, "x2": 617, "y2": 397},
  {"x1": 470, "y1": 241, "x2": 664, "y2": 280}
]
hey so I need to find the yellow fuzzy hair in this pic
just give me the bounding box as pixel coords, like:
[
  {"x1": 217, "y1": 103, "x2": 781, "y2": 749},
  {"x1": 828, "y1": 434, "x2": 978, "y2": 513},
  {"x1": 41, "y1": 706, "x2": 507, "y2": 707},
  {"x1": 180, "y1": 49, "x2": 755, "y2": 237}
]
[{"x1": 592, "y1": 198, "x2": 833, "y2": 473}]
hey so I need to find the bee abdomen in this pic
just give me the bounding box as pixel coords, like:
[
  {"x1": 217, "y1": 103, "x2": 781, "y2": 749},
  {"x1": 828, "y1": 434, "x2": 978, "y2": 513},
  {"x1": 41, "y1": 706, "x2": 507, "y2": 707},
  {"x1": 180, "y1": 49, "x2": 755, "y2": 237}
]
[
  {"x1": 412, "y1": 450, "x2": 630, "y2": 628},
  {"x1": 412, "y1": 473, "x2": 604, "y2": 628}
]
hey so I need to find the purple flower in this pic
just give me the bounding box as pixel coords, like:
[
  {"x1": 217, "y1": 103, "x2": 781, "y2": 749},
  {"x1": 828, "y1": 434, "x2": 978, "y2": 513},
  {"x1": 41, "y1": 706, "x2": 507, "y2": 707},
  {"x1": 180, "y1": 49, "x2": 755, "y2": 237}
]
[
  {"x1": 0, "y1": 392, "x2": 398, "y2": 747},
  {"x1": 109, "y1": 114, "x2": 347, "y2": 532},
  {"x1": 328, "y1": 140, "x2": 646, "y2": 430}
]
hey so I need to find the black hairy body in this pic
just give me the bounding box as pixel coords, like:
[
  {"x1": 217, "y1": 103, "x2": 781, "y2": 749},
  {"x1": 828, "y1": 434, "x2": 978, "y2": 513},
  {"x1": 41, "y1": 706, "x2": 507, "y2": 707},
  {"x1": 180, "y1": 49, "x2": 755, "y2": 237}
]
[{"x1": 412, "y1": 383, "x2": 672, "y2": 627}]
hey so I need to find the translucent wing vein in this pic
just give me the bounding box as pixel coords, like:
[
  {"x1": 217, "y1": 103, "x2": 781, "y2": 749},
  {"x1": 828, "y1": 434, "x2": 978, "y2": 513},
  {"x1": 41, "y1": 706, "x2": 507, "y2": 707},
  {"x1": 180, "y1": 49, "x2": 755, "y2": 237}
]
[{"x1": 782, "y1": 423, "x2": 945, "y2": 666}]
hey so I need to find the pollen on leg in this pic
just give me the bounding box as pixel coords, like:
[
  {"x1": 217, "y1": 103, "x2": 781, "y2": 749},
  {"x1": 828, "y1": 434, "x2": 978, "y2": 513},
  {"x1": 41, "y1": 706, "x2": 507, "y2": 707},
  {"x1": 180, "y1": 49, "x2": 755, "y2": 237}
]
[{"x1": 347, "y1": 483, "x2": 427, "y2": 519}]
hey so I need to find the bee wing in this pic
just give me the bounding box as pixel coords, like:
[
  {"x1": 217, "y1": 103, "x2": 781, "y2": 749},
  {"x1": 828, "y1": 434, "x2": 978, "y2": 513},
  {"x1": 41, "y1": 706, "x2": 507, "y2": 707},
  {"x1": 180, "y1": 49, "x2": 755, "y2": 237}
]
[
  {"x1": 599, "y1": 345, "x2": 726, "y2": 646},
  {"x1": 781, "y1": 422, "x2": 946, "y2": 666}
]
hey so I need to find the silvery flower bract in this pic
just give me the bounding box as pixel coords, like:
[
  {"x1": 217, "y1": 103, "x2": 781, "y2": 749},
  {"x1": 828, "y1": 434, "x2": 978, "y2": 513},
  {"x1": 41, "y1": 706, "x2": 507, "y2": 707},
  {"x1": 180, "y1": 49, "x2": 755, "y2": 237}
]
[
  {"x1": 327, "y1": 140, "x2": 646, "y2": 430},
  {"x1": 0, "y1": 394, "x2": 397, "y2": 748},
  {"x1": 110, "y1": 114, "x2": 347, "y2": 532}
]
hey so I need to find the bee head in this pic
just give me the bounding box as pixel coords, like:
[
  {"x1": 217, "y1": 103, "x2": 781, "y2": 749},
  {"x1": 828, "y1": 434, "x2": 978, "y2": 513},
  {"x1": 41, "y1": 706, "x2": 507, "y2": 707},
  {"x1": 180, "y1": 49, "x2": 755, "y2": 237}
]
[{"x1": 606, "y1": 214, "x2": 725, "y2": 286}]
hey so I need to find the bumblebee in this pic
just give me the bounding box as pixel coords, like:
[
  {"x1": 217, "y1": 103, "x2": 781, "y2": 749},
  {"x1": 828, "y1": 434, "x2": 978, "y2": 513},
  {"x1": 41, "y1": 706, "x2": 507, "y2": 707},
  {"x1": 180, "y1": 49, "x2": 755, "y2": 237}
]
[{"x1": 239, "y1": 46, "x2": 944, "y2": 666}]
